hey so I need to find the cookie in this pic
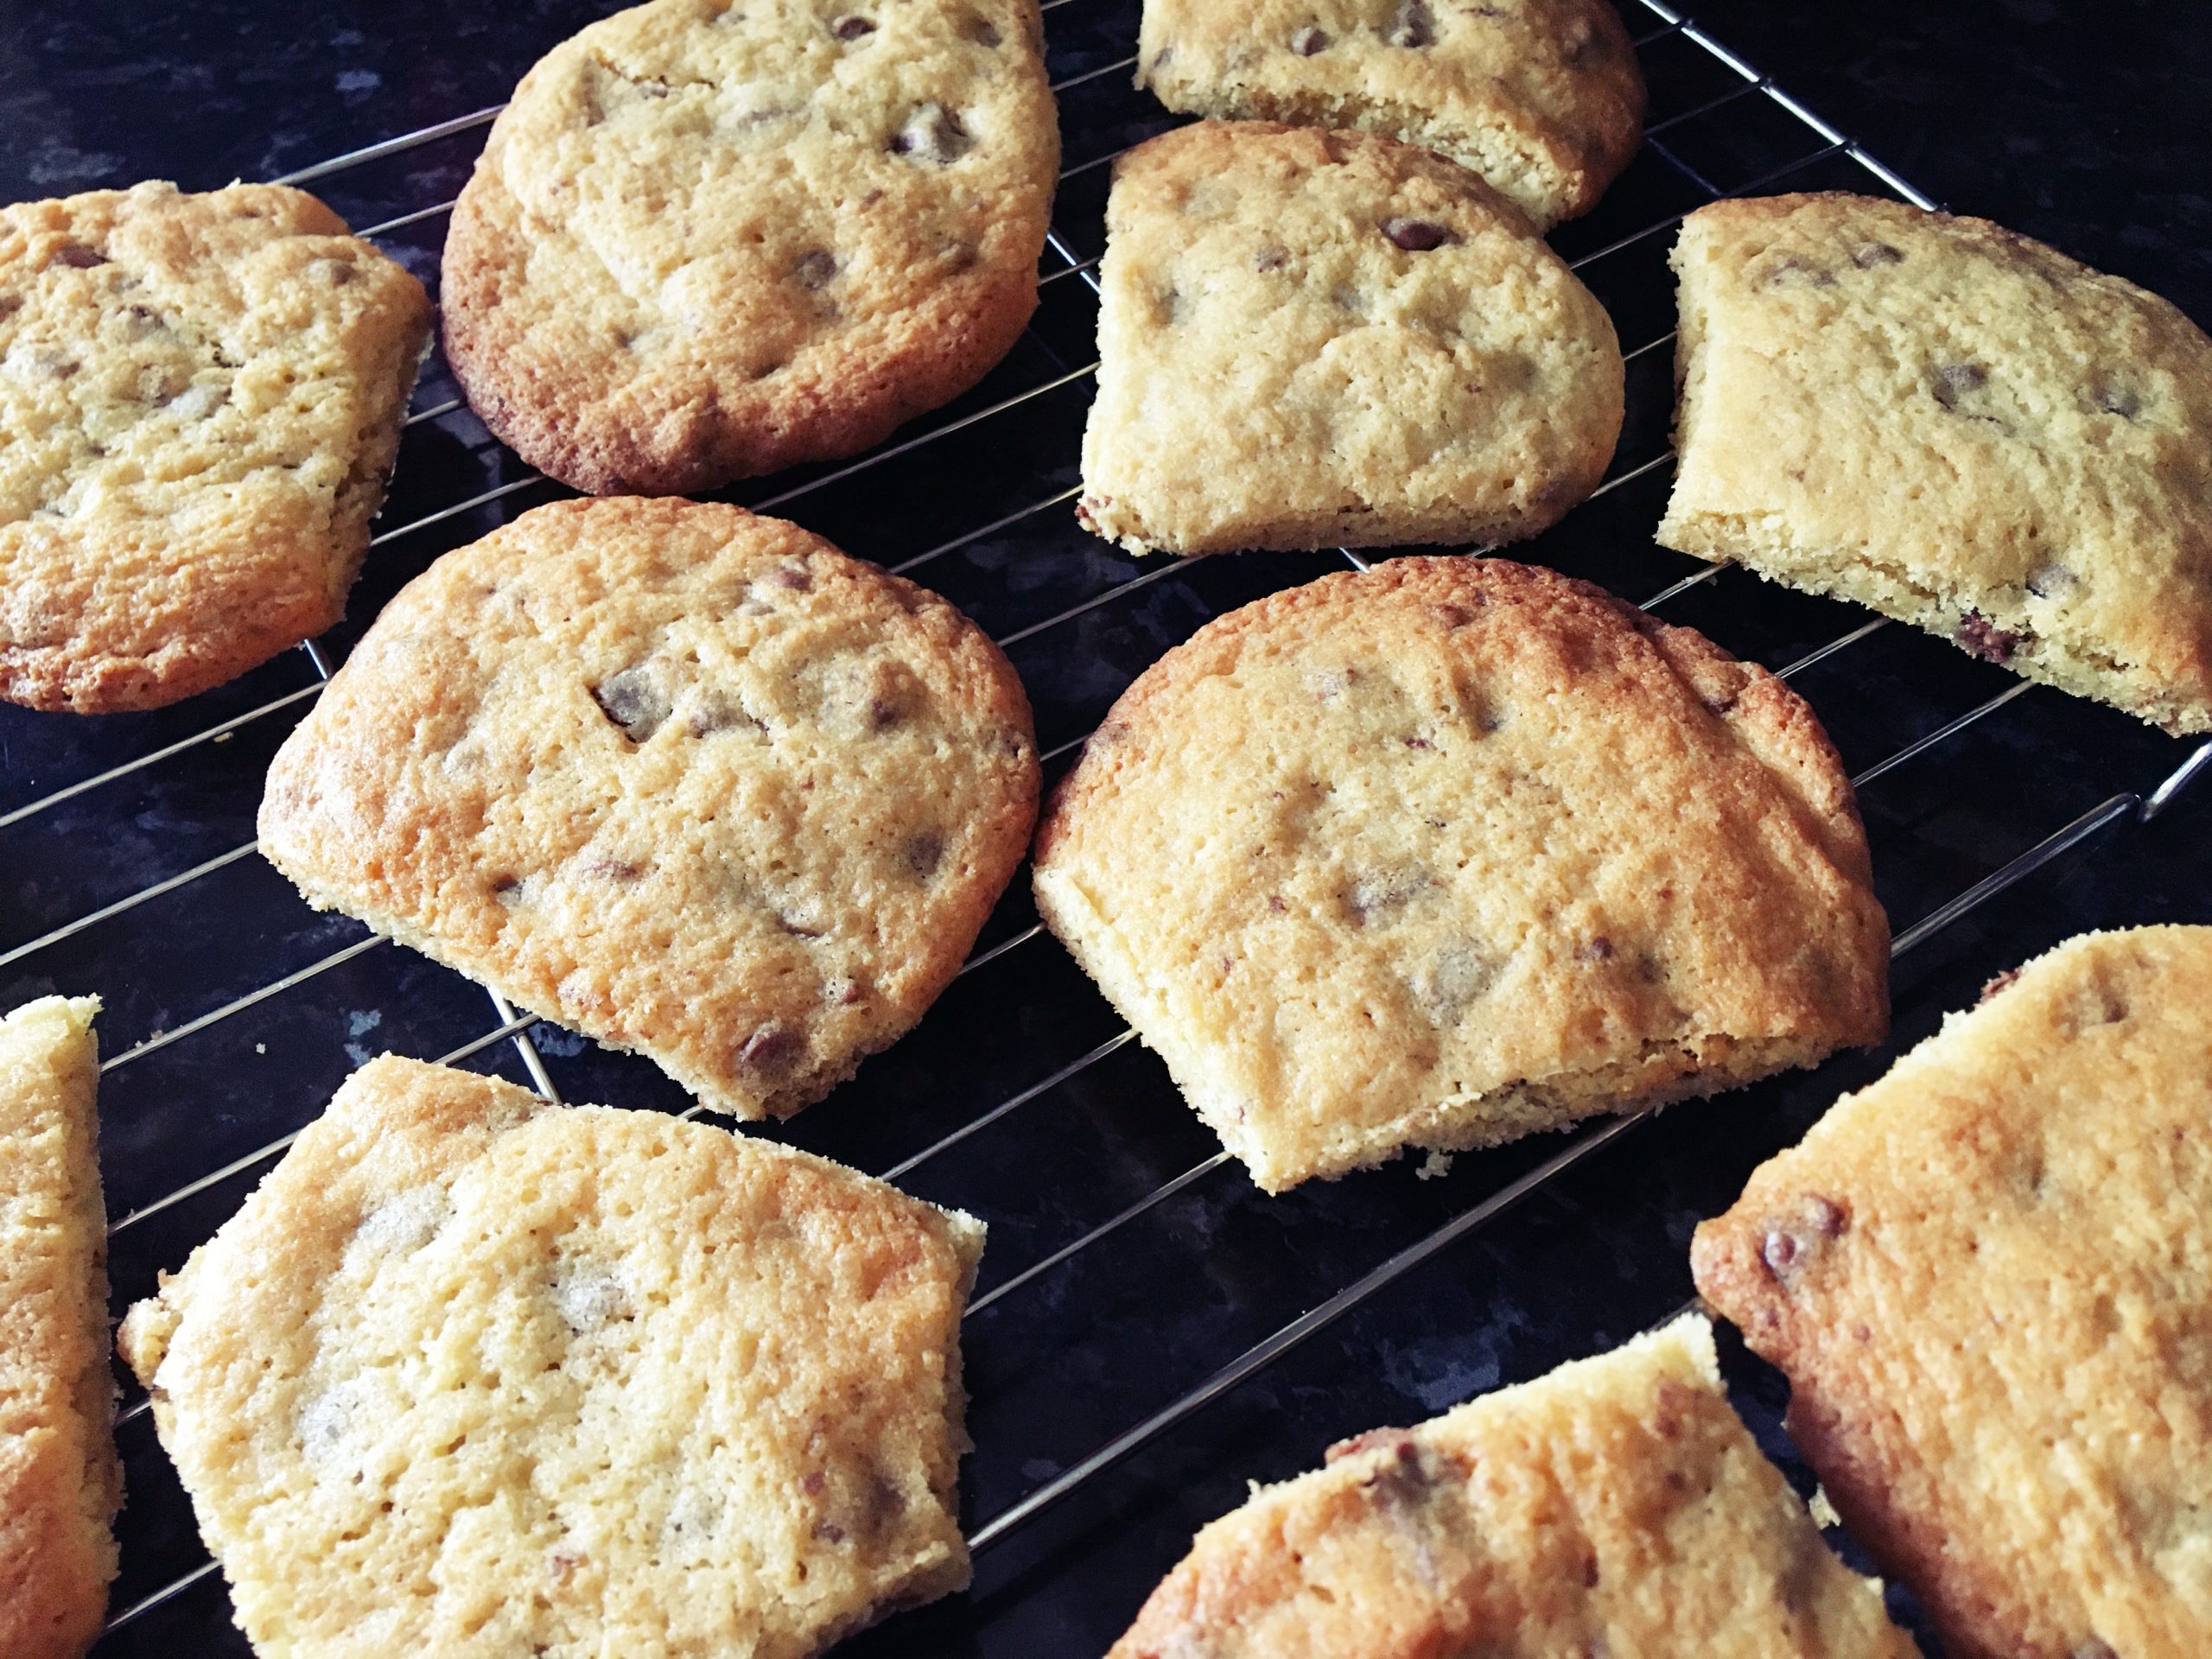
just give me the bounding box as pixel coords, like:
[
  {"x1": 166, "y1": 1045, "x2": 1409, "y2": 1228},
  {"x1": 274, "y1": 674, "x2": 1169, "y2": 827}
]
[
  {"x1": 441, "y1": 0, "x2": 1059, "y2": 496},
  {"x1": 119, "y1": 1056, "x2": 983, "y2": 1659},
  {"x1": 0, "y1": 996, "x2": 119, "y2": 1659},
  {"x1": 1692, "y1": 925, "x2": 2212, "y2": 1659},
  {"x1": 1109, "y1": 1314, "x2": 1919, "y2": 1658},
  {"x1": 1135, "y1": 0, "x2": 1643, "y2": 230},
  {"x1": 1075, "y1": 122, "x2": 1623, "y2": 557},
  {"x1": 258, "y1": 498, "x2": 1038, "y2": 1120},
  {"x1": 1659, "y1": 192, "x2": 2212, "y2": 736},
  {"x1": 1033, "y1": 556, "x2": 1888, "y2": 1192},
  {"x1": 0, "y1": 181, "x2": 432, "y2": 713}
]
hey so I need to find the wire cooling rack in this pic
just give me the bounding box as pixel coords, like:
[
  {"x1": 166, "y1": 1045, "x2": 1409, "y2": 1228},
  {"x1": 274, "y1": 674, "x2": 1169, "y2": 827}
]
[{"x1": 1, "y1": 0, "x2": 2204, "y2": 1652}]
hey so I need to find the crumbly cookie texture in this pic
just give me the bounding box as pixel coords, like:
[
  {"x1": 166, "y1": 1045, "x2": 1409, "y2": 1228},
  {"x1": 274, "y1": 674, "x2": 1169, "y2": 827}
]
[
  {"x1": 1693, "y1": 925, "x2": 2212, "y2": 1659},
  {"x1": 1109, "y1": 1314, "x2": 1920, "y2": 1659},
  {"x1": 1033, "y1": 556, "x2": 1887, "y2": 1192},
  {"x1": 442, "y1": 0, "x2": 1059, "y2": 496},
  {"x1": 0, "y1": 180, "x2": 431, "y2": 713},
  {"x1": 1659, "y1": 192, "x2": 2212, "y2": 735},
  {"x1": 259, "y1": 498, "x2": 1038, "y2": 1121},
  {"x1": 118, "y1": 1056, "x2": 985, "y2": 1659},
  {"x1": 1135, "y1": 0, "x2": 1643, "y2": 230},
  {"x1": 0, "y1": 996, "x2": 118, "y2": 1659},
  {"x1": 1076, "y1": 123, "x2": 1623, "y2": 557}
]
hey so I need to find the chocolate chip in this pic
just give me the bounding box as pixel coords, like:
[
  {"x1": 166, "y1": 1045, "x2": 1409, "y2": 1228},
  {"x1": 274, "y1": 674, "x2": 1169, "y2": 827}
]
[
  {"x1": 1289, "y1": 24, "x2": 1330, "y2": 54},
  {"x1": 966, "y1": 16, "x2": 1001, "y2": 46},
  {"x1": 1764, "y1": 253, "x2": 1834, "y2": 287},
  {"x1": 1412, "y1": 942, "x2": 1495, "y2": 1022},
  {"x1": 1326, "y1": 1425, "x2": 1415, "y2": 1465},
  {"x1": 308, "y1": 257, "x2": 355, "y2": 285},
  {"x1": 792, "y1": 249, "x2": 837, "y2": 289},
  {"x1": 813, "y1": 1521, "x2": 846, "y2": 1543},
  {"x1": 905, "y1": 831, "x2": 944, "y2": 877},
  {"x1": 771, "y1": 563, "x2": 813, "y2": 591},
  {"x1": 1929, "y1": 361, "x2": 1988, "y2": 409},
  {"x1": 1979, "y1": 967, "x2": 2022, "y2": 1003},
  {"x1": 736, "y1": 1023, "x2": 799, "y2": 1075},
  {"x1": 490, "y1": 874, "x2": 523, "y2": 903},
  {"x1": 1434, "y1": 603, "x2": 1473, "y2": 629},
  {"x1": 51, "y1": 242, "x2": 105, "y2": 269},
  {"x1": 1852, "y1": 241, "x2": 1903, "y2": 268},
  {"x1": 1148, "y1": 46, "x2": 1174, "y2": 73},
  {"x1": 1956, "y1": 610, "x2": 2023, "y2": 664},
  {"x1": 1579, "y1": 936, "x2": 1613, "y2": 963},
  {"x1": 777, "y1": 910, "x2": 826, "y2": 939},
  {"x1": 866, "y1": 695, "x2": 906, "y2": 730},
  {"x1": 2025, "y1": 560, "x2": 2077, "y2": 600},
  {"x1": 1384, "y1": 0, "x2": 1435, "y2": 48},
  {"x1": 1761, "y1": 1195, "x2": 1846, "y2": 1287},
  {"x1": 1253, "y1": 245, "x2": 1288, "y2": 272},
  {"x1": 577, "y1": 855, "x2": 642, "y2": 881},
  {"x1": 2095, "y1": 382, "x2": 2143, "y2": 420},
  {"x1": 891, "y1": 103, "x2": 970, "y2": 163},
  {"x1": 830, "y1": 13, "x2": 874, "y2": 38},
  {"x1": 591, "y1": 664, "x2": 671, "y2": 741},
  {"x1": 1382, "y1": 217, "x2": 1456, "y2": 251},
  {"x1": 1402, "y1": 734, "x2": 1431, "y2": 749}
]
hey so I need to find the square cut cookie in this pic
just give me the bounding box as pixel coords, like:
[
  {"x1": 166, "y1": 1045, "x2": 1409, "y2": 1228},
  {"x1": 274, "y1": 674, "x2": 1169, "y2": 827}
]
[
  {"x1": 258, "y1": 498, "x2": 1039, "y2": 1120},
  {"x1": 442, "y1": 0, "x2": 1060, "y2": 496},
  {"x1": 0, "y1": 181, "x2": 432, "y2": 713},
  {"x1": 119, "y1": 1056, "x2": 985, "y2": 1659},
  {"x1": 0, "y1": 996, "x2": 119, "y2": 1659},
  {"x1": 1693, "y1": 926, "x2": 2212, "y2": 1659},
  {"x1": 1109, "y1": 1315, "x2": 1920, "y2": 1658},
  {"x1": 1660, "y1": 192, "x2": 2212, "y2": 735},
  {"x1": 1135, "y1": 0, "x2": 1643, "y2": 230},
  {"x1": 1076, "y1": 123, "x2": 1624, "y2": 557},
  {"x1": 1033, "y1": 556, "x2": 1888, "y2": 1192}
]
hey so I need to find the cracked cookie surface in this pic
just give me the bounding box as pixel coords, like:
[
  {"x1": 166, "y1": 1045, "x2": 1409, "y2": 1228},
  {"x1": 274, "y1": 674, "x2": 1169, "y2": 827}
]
[
  {"x1": 1032, "y1": 556, "x2": 1887, "y2": 1192},
  {"x1": 1660, "y1": 191, "x2": 2212, "y2": 735},
  {"x1": 442, "y1": 0, "x2": 1059, "y2": 495},
  {"x1": 1076, "y1": 122, "x2": 1622, "y2": 557},
  {"x1": 120, "y1": 1056, "x2": 985, "y2": 1659},
  {"x1": 1135, "y1": 0, "x2": 1643, "y2": 229},
  {"x1": 0, "y1": 181, "x2": 430, "y2": 712},
  {"x1": 1694, "y1": 925, "x2": 2212, "y2": 1659},
  {"x1": 0, "y1": 996, "x2": 117, "y2": 1659},
  {"x1": 257, "y1": 497, "x2": 1039, "y2": 1120},
  {"x1": 1109, "y1": 1315, "x2": 1919, "y2": 1659}
]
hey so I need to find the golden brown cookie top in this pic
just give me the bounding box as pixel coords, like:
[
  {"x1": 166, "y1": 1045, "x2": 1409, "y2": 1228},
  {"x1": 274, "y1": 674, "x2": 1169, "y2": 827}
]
[
  {"x1": 1033, "y1": 556, "x2": 1888, "y2": 1192},
  {"x1": 1077, "y1": 122, "x2": 1623, "y2": 556},
  {"x1": 442, "y1": 0, "x2": 1060, "y2": 494},
  {"x1": 257, "y1": 497, "x2": 1039, "y2": 1120},
  {"x1": 1661, "y1": 191, "x2": 2212, "y2": 735},
  {"x1": 0, "y1": 181, "x2": 430, "y2": 712},
  {"x1": 119, "y1": 1055, "x2": 985, "y2": 1659},
  {"x1": 1109, "y1": 1316, "x2": 1919, "y2": 1659},
  {"x1": 1694, "y1": 925, "x2": 2212, "y2": 1659},
  {"x1": 1135, "y1": 0, "x2": 1643, "y2": 228}
]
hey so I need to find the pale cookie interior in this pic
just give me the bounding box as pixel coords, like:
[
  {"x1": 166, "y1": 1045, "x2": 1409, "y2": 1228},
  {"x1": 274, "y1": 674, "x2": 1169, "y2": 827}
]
[
  {"x1": 1662, "y1": 191, "x2": 2212, "y2": 736},
  {"x1": 1135, "y1": 0, "x2": 1644, "y2": 229},
  {"x1": 120, "y1": 1056, "x2": 984, "y2": 1659},
  {"x1": 1077, "y1": 122, "x2": 1623, "y2": 557},
  {"x1": 1109, "y1": 1315, "x2": 1918, "y2": 1659},
  {"x1": 1033, "y1": 557, "x2": 1888, "y2": 1192}
]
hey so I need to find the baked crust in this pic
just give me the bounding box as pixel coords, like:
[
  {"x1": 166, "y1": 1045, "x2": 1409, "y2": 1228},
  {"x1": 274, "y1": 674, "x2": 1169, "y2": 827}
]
[
  {"x1": 1033, "y1": 556, "x2": 1888, "y2": 1192},
  {"x1": 1694, "y1": 925, "x2": 2212, "y2": 1659},
  {"x1": 257, "y1": 497, "x2": 1039, "y2": 1119},
  {"x1": 0, "y1": 181, "x2": 430, "y2": 712},
  {"x1": 441, "y1": 0, "x2": 1059, "y2": 495}
]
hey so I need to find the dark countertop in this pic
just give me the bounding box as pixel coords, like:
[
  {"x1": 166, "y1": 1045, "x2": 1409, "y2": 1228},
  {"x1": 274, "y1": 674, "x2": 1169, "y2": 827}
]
[{"x1": 3, "y1": 5, "x2": 2208, "y2": 1658}]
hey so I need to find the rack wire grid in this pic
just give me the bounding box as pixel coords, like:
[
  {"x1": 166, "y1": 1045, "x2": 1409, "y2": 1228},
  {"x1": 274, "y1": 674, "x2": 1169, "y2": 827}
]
[{"x1": 3, "y1": 0, "x2": 2206, "y2": 1652}]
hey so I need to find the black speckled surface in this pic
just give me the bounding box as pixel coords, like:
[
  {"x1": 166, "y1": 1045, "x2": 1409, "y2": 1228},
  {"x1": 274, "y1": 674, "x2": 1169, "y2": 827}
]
[{"x1": 1, "y1": 3, "x2": 2207, "y2": 1656}]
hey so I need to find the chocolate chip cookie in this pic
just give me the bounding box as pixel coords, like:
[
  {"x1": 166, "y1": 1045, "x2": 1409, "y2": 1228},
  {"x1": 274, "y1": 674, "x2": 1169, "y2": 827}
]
[
  {"x1": 1661, "y1": 192, "x2": 2212, "y2": 735},
  {"x1": 0, "y1": 995, "x2": 118, "y2": 1659},
  {"x1": 1032, "y1": 556, "x2": 1889, "y2": 1192},
  {"x1": 1077, "y1": 122, "x2": 1624, "y2": 557},
  {"x1": 0, "y1": 181, "x2": 430, "y2": 712},
  {"x1": 442, "y1": 0, "x2": 1060, "y2": 495},
  {"x1": 1109, "y1": 1315, "x2": 1919, "y2": 1659},
  {"x1": 1694, "y1": 925, "x2": 2212, "y2": 1659},
  {"x1": 119, "y1": 1055, "x2": 986, "y2": 1659},
  {"x1": 1136, "y1": 0, "x2": 1644, "y2": 229},
  {"x1": 257, "y1": 498, "x2": 1039, "y2": 1120}
]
